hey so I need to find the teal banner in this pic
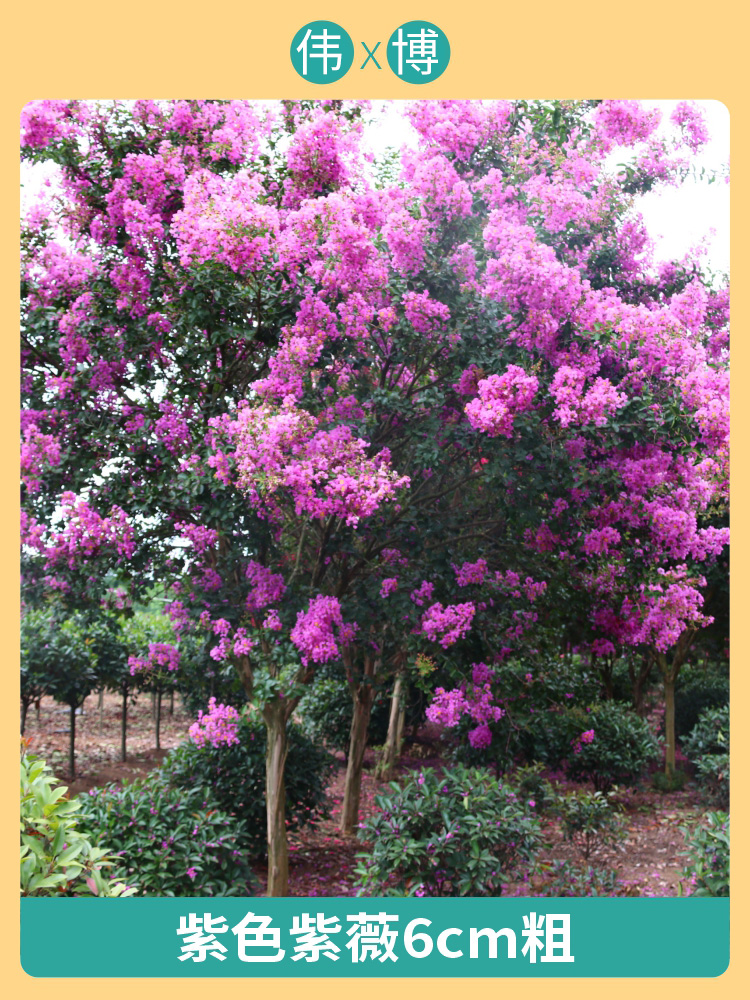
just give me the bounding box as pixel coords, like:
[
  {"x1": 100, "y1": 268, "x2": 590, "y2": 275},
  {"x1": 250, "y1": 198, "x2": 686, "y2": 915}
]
[{"x1": 21, "y1": 898, "x2": 728, "y2": 977}]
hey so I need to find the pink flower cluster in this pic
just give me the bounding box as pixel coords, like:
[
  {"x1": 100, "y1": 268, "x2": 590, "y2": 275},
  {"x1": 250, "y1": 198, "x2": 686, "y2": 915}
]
[
  {"x1": 593, "y1": 100, "x2": 661, "y2": 147},
  {"x1": 21, "y1": 424, "x2": 61, "y2": 493},
  {"x1": 174, "y1": 168, "x2": 280, "y2": 274},
  {"x1": 199, "y1": 617, "x2": 259, "y2": 661},
  {"x1": 188, "y1": 698, "x2": 241, "y2": 748},
  {"x1": 410, "y1": 580, "x2": 435, "y2": 607},
  {"x1": 21, "y1": 100, "x2": 87, "y2": 148},
  {"x1": 232, "y1": 399, "x2": 410, "y2": 526},
  {"x1": 174, "y1": 521, "x2": 219, "y2": 554},
  {"x1": 454, "y1": 559, "x2": 488, "y2": 586},
  {"x1": 426, "y1": 663, "x2": 505, "y2": 748},
  {"x1": 129, "y1": 641, "x2": 180, "y2": 677},
  {"x1": 572, "y1": 729, "x2": 595, "y2": 754},
  {"x1": 550, "y1": 366, "x2": 627, "y2": 428},
  {"x1": 421, "y1": 602, "x2": 476, "y2": 648},
  {"x1": 465, "y1": 366, "x2": 539, "y2": 438},
  {"x1": 671, "y1": 102, "x2": 710, "y2": 154},
  {"x1": 290, "y1": 595, "x2": 357, "y2": 665},
  {"x1": 41, "y1": 493, "x2": 135, "y2": 569},
  {"x1": 245, "y1": 560, "x2": 287, "y2": 611}
]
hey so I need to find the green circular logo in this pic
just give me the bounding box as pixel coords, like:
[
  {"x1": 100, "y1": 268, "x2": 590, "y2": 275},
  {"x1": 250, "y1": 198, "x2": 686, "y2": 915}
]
[
  {"x1": 387, "y1": 21, "x2": 450, "y2": 83},
  {"x1": 290, "y1": 21, "x2": 354, "y2": 84}
]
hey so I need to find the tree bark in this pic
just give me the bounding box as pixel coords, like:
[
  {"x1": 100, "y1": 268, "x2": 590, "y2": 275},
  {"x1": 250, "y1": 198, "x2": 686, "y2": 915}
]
[
  {"x1": 629, "y1": 654, "x2": 654, "y2": 716},
  {"x1": 663, "y1": 668, "x2": 676, "y2": 776},
  {"x1": 69, "y1": 704, "x2": 76, "y2": 780},
  {"x1": 657, "y1": 631, "x2": 694, "y2": 776},
  {"x1": 121, "y1": 685, "x2": 128, "y2": 762},
  {"x1": 155, "y1": 688, "x2": 162, "y2": 750},
  {"x1": 341, "y1": 685, "x2": 375, "y2": 834},
  {"x1": 380, "y1": 671, "x2": 404, "y2": 781},
  {"x1": 21, "y1": 699, "x2": 28, "y2": 735},
  {"x1": 263, "y1": 701, "x2": 290, "y2": 897}
]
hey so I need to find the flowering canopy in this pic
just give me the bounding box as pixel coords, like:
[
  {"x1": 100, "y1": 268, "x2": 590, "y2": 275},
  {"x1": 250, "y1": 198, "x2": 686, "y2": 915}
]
[{"x1": 21, "y1": 99, "x2": 728, "y2": 884}]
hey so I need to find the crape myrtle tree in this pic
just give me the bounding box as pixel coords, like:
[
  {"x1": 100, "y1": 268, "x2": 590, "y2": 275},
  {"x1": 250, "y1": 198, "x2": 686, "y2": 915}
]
[{"x1": 21, "y1": 98, "x2": 728, "y2": 894}]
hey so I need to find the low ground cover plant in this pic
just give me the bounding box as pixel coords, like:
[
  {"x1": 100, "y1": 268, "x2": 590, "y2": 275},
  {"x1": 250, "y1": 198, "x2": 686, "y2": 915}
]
[
  {"x1": 556, "y1": 788, "x2": 626, "y2": 860},
  {"x1": 355, "y1": 765, "x2": 542, "y2": 897},
  {"x1": 534, "y1": 860, "x2": 635, "y2": 897},
  {"x1": 77, "y1": 777, "x2": 258, "y2": 896},
  {"x1": 679, "y1": 811, "x2": 729, "y2": 897}
]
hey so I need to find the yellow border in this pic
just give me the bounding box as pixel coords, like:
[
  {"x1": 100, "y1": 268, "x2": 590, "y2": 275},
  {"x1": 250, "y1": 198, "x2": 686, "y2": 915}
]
[{"x1": 5, "y1": 0, "x2": 745, "y2": 996}]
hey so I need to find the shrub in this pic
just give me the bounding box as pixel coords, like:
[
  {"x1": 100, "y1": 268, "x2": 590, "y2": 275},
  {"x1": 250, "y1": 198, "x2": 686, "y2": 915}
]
[
  {"x1": 535, "y1": 860, "x2": 636, "y2": 897},
  {"x1": 159, "y1": 710, "x2": 332, "y2": 857},
  {"x1": 297, "y1": 674, "x2": 390, "y2": 757},
  {"x1": 355, "y1": 766, "x2": 542, "y2": 897},
  {"x1": 447, "y1": 659, "x2": 601, "y2": 773},
  {"x1": 694, "y1": 754, "x2": 729, "y2": 810},
  {"x1": 682, "y1": 704, "x2": 728, "y2": 759},
  {"x1": 682, "y1": 705, "x2": 729, "y2": 808},
  {"x1": 556, "y1": 789, "x2": 625, "y2": 860},
  {"x1": 565, "y1": 701, "x2": 660, "y2": 791},
  {"x1": 680, "y1": 811, "x2": 729, "y2": 897},
  {"x1": 512, "y1": 762, "x2": 556, "y2": 815},
  {"x1": 77, "y1": 778, "x2": 258, "y2": 896},
  {"x1": 673, "y1": 665, "x2": 729, "y2": 740},
  {"x1": 21, "y1": 751, "x2": 136, "y2": 897}
]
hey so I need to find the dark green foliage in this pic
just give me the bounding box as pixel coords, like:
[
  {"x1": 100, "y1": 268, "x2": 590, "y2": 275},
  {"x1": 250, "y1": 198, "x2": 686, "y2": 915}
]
[
  {"x1": 77, "y1": 778, "x2": 258, "y2": 897},
  {"x1": 355, "y1": 766, "x2": 542, "y2": 897},
  {"x1": 21, "y1": 608, "x2": 99, "y2": 710},
  {"x1": 682, "y1": 704, "x2": 729, "y2": 759},
  {"x1": 680, "y1": 811, "x2": 729, "y2": 897},
  {"x1": 674, "y1": 665, "x2": 729, "y2": 740},
  {"x1": 297, "y1": 674, "x2": 390, "y2": 756},
  {"x1": 158, "y1": 712, "x2": 332, "y2": 857},
  {"x1": 682, "y1": 706, "x2": 729, "y2": 808},
  {"x1": 564, "y1": 701, "x2": 660, "y2": 791}
]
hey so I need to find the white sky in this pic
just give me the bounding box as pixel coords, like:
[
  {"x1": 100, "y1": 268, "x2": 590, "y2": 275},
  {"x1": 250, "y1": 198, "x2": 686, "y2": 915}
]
[{"x1": 22, "y1": 99, "x2": 729, "y2": 277}]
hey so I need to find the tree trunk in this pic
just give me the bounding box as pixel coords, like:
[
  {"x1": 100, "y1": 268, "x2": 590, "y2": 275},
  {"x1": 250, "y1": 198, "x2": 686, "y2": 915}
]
[
  {"x1": 169, "y1": 688, "x2": 174, "y2": 715},
  {"x1": 597, "y1": 655, "x2": 614, "y2": 700},
  {"x1": 380, "y1": 672, "x2": 404, "y2": 781},
  {"x1": 155, "y1": 688, "x2": 162, "y2": 750},
  {"x1": 121, "y1": 685, "x2": 128, "y2": 762},
  {"x1": 629, "y1": 654, "x2": 654, "y2": 716},
  {"x1": 21, "y1": 699, "x2": 29, "y2": 736},
  {"x1": 664, "y1": 668, "x2": 676, "y2": 776},
  {"x1": 69, "y1": 704, "x2": 76, "y2": 780},
  {"x1": 340, "y1": 685, "x2": 375, "y2": 834},
  {"x1": 657, "y1": 632, "x2": 693, "y2": 777},
  {"x1": 99, "y1": 688, "x2": 105, "y2": 734},
  {"x1": 263, "y1": 702, "x2": 290, "y2": 897}
]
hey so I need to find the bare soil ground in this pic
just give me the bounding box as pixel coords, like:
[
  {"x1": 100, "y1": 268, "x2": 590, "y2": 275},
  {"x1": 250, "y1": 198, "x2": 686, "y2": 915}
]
[{"x1": 22, "y1": 691, "x2": 704, "y2": 897}]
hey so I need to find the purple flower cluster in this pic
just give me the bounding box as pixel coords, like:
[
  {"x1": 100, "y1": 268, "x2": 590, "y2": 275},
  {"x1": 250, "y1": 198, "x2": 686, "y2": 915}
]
[{"x1": 189, "y1": 697, "x2": 241, "y2": 748}]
